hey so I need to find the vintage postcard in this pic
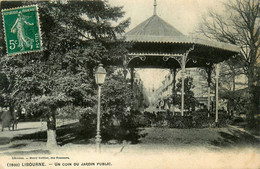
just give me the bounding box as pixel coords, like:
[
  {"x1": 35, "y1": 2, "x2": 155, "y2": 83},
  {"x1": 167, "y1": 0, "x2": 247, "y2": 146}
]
[{"x1": 0, "y1": 0, "x2": 259, "y2": 169}]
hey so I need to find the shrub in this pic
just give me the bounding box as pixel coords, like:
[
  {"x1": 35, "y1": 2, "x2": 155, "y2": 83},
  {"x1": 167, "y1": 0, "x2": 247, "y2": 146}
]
[
  {"x1": 79, "y1": 107, "x2": 96, "y2": 129},
  {"x1": 168, "y1": 116, "x2": 193, "y2": 128},
  {"x1": 192, "y1": 110, "x2": 211, "y2": 128},
  {"x1": 231, "y1": 117, "x2": 245, "y2": 124},
  {"x1": 79, "y1": 109, "x2": 144, "y2": 143},
  {"x1": 136, "y1": 114, "x2": 150, "y2": 127},
  {"x1": 217, "y1": 113, "x2": 231, "y2": 127},
  {"x1": 192, "y1": 110, "x2": 232, "y2": 128}
]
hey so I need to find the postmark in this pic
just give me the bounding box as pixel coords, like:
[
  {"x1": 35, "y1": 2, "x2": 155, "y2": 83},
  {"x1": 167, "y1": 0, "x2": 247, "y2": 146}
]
[{"x1": 2, "y1": 5, "x2": 42, "y2": 55}]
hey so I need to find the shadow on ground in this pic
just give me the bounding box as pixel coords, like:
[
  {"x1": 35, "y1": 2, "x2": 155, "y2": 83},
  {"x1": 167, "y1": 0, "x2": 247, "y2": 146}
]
[
  {"x1": 12, "y1": 122, "x2": 85, "y2": 146},
  {"x1": 0, "y1": 137, "x2": 11, "y2": 145},
  {"x1": 0, "y1": 143, "x2": 28, "y2": 152},
  {"x1": 211, "y1": 127, "x2": 260, "y2": 148},
  {"x1": 5, "y1": 123, "x2": 260, "y2": 152},
  {"x1": 12, "y1": 122, "x2": 146, "y2": 146}
]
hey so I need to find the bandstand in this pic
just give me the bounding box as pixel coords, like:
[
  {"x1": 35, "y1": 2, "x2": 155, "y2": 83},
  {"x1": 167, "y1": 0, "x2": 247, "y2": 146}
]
[{"x1": 123, "y1": 0, "x2": 240, "y2": 121}]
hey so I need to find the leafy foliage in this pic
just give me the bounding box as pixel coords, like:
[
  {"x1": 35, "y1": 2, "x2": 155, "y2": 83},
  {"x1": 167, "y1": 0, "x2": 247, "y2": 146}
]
[
  {"x1": 102, "y1": 70, "x2": 133, "y2": 118},
  {"x1": 79, "y1": 70, "x2": 145, "y2": 142},
  {"x1": 172, "y1": 77, "x2": 198, "y2": 111},
  {"x1": 0, "y1": 1, "x2": 130, "y2": 130},
  {"x1": 221, "y1": 89, "x2": 250, "y2": 116}
]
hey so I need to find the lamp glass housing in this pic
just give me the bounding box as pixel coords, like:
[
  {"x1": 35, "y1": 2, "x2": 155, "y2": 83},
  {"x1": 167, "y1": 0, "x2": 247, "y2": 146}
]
[{"x1": 95, "y1": 64, "x2": 107, "y2": 85}]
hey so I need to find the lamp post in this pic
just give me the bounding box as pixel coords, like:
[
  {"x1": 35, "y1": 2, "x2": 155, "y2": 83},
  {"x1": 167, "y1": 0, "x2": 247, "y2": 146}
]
[
  {"x1": 215, "y1": 64, "x2": 219, "y2": 124},
  {"x1": 95, "y1": 64, "x2": 106, "y2": 153},
  {"x1": 181, "y1": 70, "x2": 186, "y2": 116}
]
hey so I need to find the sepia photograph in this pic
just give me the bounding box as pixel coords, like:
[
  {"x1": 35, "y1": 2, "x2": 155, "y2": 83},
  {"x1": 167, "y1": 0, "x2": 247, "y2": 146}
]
[{"x1": 0, "y1": 0, "x2": 259, "y2": 168}]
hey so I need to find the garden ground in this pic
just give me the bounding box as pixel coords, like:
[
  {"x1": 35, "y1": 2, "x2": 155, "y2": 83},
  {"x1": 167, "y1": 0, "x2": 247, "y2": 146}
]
[{"x1": 0, "y1": 121, "x2": 259, "y2": 169}]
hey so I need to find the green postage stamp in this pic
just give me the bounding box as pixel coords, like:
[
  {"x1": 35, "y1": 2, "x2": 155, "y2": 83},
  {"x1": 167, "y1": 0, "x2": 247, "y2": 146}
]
[{"x1": 2, "y1": 5, "x2": 42, "y2": 55}]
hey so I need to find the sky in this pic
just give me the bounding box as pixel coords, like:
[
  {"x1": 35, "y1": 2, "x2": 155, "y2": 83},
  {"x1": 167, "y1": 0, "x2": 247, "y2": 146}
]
[{"x1": 108, "y1": 0, "x2": 226, "y2": 90}]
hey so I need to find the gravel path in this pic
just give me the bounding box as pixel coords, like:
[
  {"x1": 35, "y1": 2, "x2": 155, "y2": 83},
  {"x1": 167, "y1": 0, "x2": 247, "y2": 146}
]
[{"x1": 0, "y1": 122, "x2": 260, "y2": 169}]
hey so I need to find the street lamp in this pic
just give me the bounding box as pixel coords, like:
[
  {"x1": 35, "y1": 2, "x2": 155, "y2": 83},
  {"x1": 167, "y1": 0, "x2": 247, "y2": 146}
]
[{"x1": 95, "y1": 64, "x2": 106, "y2": 153}]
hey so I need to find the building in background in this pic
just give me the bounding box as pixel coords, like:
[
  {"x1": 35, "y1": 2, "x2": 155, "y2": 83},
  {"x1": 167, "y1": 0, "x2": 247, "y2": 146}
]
[
  {"x1": 154, "y1": 68, "x2": 210, "y2": 112},
  {"x1": 153, "y1": 61, "x2": 251, "y2": 113},
  {"x1": 132, "y1": 72, "x2": 150, "y2": 111}
]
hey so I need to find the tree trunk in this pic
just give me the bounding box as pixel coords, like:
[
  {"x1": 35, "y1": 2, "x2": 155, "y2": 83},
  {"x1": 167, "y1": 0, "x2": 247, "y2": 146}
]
[
  {"x1": 247, "y1": 63, "x2": 256, "y2": 123},
  {"x1": 46, "y1": 109, "x2": 57, "y2": 148}
]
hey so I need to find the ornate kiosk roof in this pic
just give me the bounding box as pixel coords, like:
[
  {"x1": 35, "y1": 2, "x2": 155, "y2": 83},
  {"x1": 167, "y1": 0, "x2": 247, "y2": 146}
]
[
  {"x1": 124, "y1": 1, "x2": 240, "y2": 68},
  {"x1": 126, "y1": 14, "x2": 185, "y2": 39}
]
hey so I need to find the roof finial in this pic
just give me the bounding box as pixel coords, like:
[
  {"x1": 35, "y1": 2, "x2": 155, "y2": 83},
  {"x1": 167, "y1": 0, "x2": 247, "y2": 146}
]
[{"x1": 153, "y1": 0, "x2": 157, "y2": 16}]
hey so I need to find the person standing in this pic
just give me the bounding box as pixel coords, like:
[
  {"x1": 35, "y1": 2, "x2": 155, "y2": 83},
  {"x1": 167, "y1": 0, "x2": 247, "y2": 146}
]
[
  {"x1": 12, "y1": 109, "x2": 19, "y2": 131},
  {"x1": 1, "y1": 107, "x2": 12, "y2": 131}
]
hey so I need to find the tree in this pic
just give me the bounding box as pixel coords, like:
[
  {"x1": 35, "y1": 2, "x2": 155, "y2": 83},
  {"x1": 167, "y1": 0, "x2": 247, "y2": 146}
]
[
  {"x1": 79, "y1": 69, "x2": 144, "y2": 142},
  {"x1": 219, "y1": 58, "x2": 245, "y2": 92},
  {"x1": 172, "y1": 77, "x2": 198, "y2": 112},
  {"x1": 0, "y1": 1, "x2": 130, "y2": 147},
  {"x1": 198, "y1": 63, "x2": 247, "y2": 116},
  {"x1": 197, "y1": 0, "x2": 260, "y2": 120},
  {"x1": 0, "y1": 73, "x2": 9, "y2": 107},
  {"x1": 101, "y1": 69, "x2": 134, "y2": 125},
  {"x1": 101, "y1": 68, "x2": 149, "y2": 119}
]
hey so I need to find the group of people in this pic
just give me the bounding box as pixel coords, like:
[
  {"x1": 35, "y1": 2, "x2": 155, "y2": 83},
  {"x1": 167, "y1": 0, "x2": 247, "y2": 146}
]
[{"x1": 0, "y1": 107, "x2": 18, "y2": 131}]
